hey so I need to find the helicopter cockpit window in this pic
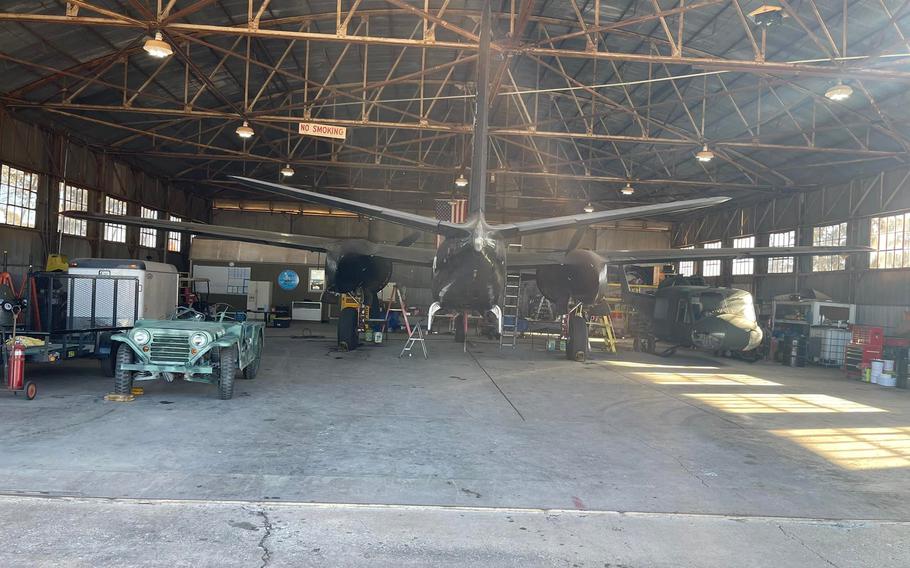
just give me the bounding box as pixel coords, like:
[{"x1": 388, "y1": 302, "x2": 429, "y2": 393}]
[
  {"x1": 694, "y1": 290, "x2": 758, "y2": 323},
  {"x1": 699, "y1": 292, "x2": 725, "y2": 315},
  {"x1": 690, "y1": 298, "x2": 704, "y2": 320},
  {"x1": 676, "y1": 299, "x2": 690, "y2": 323}
]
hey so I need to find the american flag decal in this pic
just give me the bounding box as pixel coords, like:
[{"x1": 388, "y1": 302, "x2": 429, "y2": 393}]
[{"x1": 434, "y1": 198, "x2": 467, "y2": 247}]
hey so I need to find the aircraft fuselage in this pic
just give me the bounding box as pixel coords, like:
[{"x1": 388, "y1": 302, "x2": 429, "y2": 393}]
[{"x1": 432, "y1": 217, "x2": 505, "y2": 312}]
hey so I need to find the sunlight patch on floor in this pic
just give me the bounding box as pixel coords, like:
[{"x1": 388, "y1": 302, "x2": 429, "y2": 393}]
[
  {"x1": 684, "y1": 393, "x2": 887, "y2": 414},
  {"x1": 634, "y1": 372, "x2": 781, "y2": 386},
  {"x1": 772, "y1": 427, "x2": 910, "y2": 469},
  {"x1": 603, "y1": 361, "x2": 719, "y2": 371}
]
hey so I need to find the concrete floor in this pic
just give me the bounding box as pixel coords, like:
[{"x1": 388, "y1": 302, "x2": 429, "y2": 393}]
[{"x1": 1, "y1": 325, "x2": 909, "y2": 566}]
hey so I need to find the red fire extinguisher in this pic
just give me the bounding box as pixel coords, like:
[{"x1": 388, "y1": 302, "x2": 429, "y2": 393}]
[
  {"x1": 7, "y1": 339, "x2": 25, "y2": 391},
  {"x1": 6, "y1": 340, "x2": 36, "y2": 400}
]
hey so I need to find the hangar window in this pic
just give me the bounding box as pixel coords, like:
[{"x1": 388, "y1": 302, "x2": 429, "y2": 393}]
[
  {"x1": 0, "y1": 163, "x2": 39, "y2": 228},
  {"x1": 139, "y1": 207, "x2": 158, "y2": 248},
  {"x1": 732, "y1": 236, "x2": 755, "y2": 275},
  {"x1": 58, "y1": 182, "x2": 88, "y2": 236},
  {"x1": 678, "y1": 246, "x2": 695, "y2": 277},
  {"x1": 103, "y1": 196, "x2": 127, "y2": 243},
  {"x1": 870, "y1": 212, "x2": 910, "y2": 269},
  {"x1": 167, "y1": 215, "x2": 182, "y2": 253},
  {"x1": 768, "y1": 230, "x2": 795, "y2": 273},
  {"x1": 702, "y1": 241, "x2": 722, "y2": 277},
  {"x1": 813, "y1": 222, "x2": 847, "y2": 271}
]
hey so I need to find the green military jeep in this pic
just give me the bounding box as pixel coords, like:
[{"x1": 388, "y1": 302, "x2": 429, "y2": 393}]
[{"x1": 112, "y1": 306, "x2": 264, "y2": 400}]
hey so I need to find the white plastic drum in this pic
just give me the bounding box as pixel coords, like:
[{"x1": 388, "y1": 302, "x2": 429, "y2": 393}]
[{"x1": 870, "y1": 360, "x2": 885, "y2": 384}]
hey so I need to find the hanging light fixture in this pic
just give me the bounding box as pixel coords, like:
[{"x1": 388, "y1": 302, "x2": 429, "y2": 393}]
[
  {"x1": 143, "y1": 32, "x2": 173, "y2": 58},
  {"x1": 236, "y1": 120, "x2": 254, "y2": 139},
  {"x1": 280, "y1": 164, "x2": 295, "y2": 177},
  {"x1": 825, "y1": 81, "x2": 853, "y2": 101},
  {"x1": 454, "y1": 173, "x2": 469, "y2": 187},
  {"x1": 621, "y1": 182, "x2": 635, "y2": 196},
  {"x1": 695, "y1": 144, "x2": 715, "y2": 163},
  {"x1": 583, "y1": 202, "x2": 595, "y2": 213}
]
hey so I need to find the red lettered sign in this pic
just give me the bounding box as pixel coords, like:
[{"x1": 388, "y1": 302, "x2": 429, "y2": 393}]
[{"x1": 298, "y1": 122, "x2": 347, "y2": 140}]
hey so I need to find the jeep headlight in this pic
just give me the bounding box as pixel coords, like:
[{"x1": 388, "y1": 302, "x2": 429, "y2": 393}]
[
  {"x1": 132, "y1": 328, "x2": 151, "y2": 345},
  {"x1": 189, "y1": 332, "x2": 209, "y2": 348}
]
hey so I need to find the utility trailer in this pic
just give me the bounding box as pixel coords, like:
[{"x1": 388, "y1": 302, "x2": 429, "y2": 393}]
[{"x1": 0, "y1": 259, "x2": 179, "y2": 376}]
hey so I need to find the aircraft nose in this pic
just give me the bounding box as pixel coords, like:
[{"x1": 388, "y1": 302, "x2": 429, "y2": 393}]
[
  {"x1": 692, "y1": 316, "x2": 762, "y2": 352},
  {"x1": 745, "y1": 325, "x2": 764, "y2": 351}
]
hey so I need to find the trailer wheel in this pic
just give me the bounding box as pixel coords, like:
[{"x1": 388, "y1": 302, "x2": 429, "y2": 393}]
[
  {"x1": 566, "y1": 315, "x2": 587, "y2": 362},
  {"x1": 101, "y1": 342, "x2": 119, "y2": 377},
  {"x1": 24, "y1": 381, "x2": 37, "y2": 400},
  {"x1": 113, "y1": 345, "x2": 134, "y2": 395},
  {"x1": 338, "y1": 308, "x2": 359, "y2": 351},
  {"x1": 217, "y1": 346, "x2": 237, "y2": 400},
  {"x1": 242, "y1": 333, "x2": 263, "y2": 380}
]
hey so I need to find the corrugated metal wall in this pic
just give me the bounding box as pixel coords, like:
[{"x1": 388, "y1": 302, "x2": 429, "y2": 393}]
[
  {"x1": 674, "y1": 168, "x2": 910, "y2": 321},
  {"x1": 0, "y1": 110, "x2": 206, "y2": 283}
]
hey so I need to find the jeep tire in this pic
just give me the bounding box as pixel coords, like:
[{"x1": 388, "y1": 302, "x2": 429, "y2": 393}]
[
  {"x1": 218, "y1": 346, "x2": 237, "y2": 400},
  {"x1": 242, "y1": 332, "x2": 263, "y2": 380},
  {"x1": 113, "y1": 344, "x2": 134, "y2": 395}
]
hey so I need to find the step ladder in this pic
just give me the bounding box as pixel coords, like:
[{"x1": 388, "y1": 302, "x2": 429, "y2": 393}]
[
  {"x1": 382, "y1": 285, "x2": 412, "y2": 336},
  {"x1": 586, "y1": 313, "x2": 618, "y2": 353},
  {"x1": 398, "y1": 323, "x2": 428, "y2": 359},
  {"x1": 500, "y1": 272, "x2": 521, "y2": 349},
  {"x1": 534, "y1": 296, "x2": 554, "y2": 320}
]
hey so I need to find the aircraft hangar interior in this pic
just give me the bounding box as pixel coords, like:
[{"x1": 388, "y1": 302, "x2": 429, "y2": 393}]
[{"x1": 2, "y1": 1, "x2": 910, "y2": 566}]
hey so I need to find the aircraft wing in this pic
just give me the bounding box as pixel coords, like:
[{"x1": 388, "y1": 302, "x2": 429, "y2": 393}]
[
  {"x1": 504, "y1": 245, "x2": 871, "y2": 269},
  {"x1": 61, "y1": 212, "x2": 437, "y2": 266},
  {"x1": 490, "y1": 196, "x2": 731, "y2": 237},
  {"x1": 596, "y1": 246, "x2": 872, "y2": 264},
  {"x1": 231, "y1": 176, "x2": 469, "y2": 237}
]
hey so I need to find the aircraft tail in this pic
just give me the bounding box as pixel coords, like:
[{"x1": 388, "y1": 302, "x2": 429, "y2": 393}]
[{"x1": 467, "y1": 1, "x2": 492, "y2": 217}]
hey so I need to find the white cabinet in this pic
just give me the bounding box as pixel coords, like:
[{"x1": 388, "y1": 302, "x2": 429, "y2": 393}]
[{"x1": 246, "y1": 281, "x2": 272, "y2": 319}]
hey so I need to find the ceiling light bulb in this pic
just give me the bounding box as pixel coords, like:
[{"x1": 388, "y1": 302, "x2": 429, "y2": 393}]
[
  {"x1": 583, "y1": 202, "x2": 595, "y2": 213},
  {"x1": 143, "y1": 32, "x2": 173, "y2": 58},
  {"x1": 280, "y1": 164, "x2": 295, "y2": 177},
  {"x1": 621, "y1": 183, "x2": 635, "y2": 196},
  {"x1": 236, "y1": 120, "x2": 254, "y2": 139},
  {"x1": 825, "y1": 82, "x2": 853, "y2": 101},
  {"x1": 454, "y1": 173, "x2": 469, "y2": 188},
  {"x1": 695, "y1": 144, "x2": 715, "y2": 162}
]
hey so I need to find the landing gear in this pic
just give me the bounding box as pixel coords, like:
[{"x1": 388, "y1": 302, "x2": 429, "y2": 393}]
[
  {"x1": 454, "y1": 313, "x2": 466, "y2": 343},
  {"x1": 427, "y1": 302, "x2": 442, "y2": 333},
  {"x1": 566, "y1": 314, "x2": 588, "y2": 362},
  {"x1": 338, "y1": 307, "x2": 360, "y2": 351},
  {"x1": 633, "y1": 336, "x2": 657, "y2": 354},
  {"x1": 489, "y1": 305, "x2": 503, "y2": 336}
]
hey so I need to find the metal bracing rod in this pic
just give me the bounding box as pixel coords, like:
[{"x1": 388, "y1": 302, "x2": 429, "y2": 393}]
[
  {"x1": 6, "y1": 98, "x2": 902, "y2": 160},
  {"x1": 4, "y1": 11, "x2": 910, "y2": 81},
  {"x1": 169, "y1": 31, "x2": 445, "y2": 126}
]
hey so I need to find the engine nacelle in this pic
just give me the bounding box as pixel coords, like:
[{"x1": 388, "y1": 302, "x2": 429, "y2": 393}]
[
  {"x1": 325, "y1": 249, "x2": 393, "y2": 296},
  {"x1": 536, "y1": 249, "x2": 609, "y2": 311}
]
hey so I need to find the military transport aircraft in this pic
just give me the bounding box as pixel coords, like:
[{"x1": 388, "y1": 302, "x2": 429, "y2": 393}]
[{"x1": 65, "y1": 3, "x2": 866, "y2": 359}]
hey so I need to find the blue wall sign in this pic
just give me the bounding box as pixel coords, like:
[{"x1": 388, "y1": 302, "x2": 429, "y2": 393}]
[{"x1": 277, "y1": 269, "x2": 300, "y2": 291}]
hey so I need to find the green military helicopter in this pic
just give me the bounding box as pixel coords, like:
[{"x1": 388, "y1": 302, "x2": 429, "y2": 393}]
[{"x1": 623, "y1": 275, "x2": 764, "y2": 357}]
